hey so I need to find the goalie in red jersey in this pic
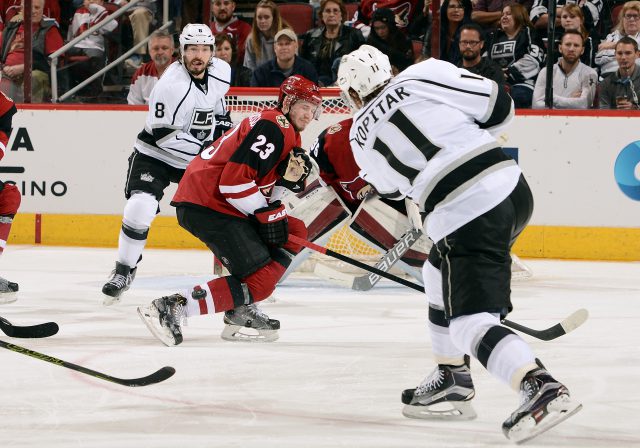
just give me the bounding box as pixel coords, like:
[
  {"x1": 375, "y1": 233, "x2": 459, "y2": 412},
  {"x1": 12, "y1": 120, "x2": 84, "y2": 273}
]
[
  {"x1": 0, "y1": 92, "x2": 20, "y2": 304},
  {"x1": 138, "y1": 75, "x2": 321, "y2": 345}
]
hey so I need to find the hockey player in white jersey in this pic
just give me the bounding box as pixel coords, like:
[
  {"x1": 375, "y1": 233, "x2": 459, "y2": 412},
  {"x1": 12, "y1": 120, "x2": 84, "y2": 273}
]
[
  {"x1": 102, "y1": 24, "x2": 232, "y2": 305},
  {"x1": 337, "y1": 45, "x2": 581, "y2": 443}
]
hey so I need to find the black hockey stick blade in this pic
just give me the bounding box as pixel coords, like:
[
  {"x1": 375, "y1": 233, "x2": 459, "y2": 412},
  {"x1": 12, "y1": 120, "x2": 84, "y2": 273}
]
[
  {"x1": 289, "y1": 235, "x2": 589, "y2": 341},
  {"x1": 501, "y1": 309, "x2": 589, "y2": 341},
  {"x1": 0, "y1": 339, "x2": 176, "y2": 387},
  {"x1": 0, "y1": 316, "x2": 59, "y2": 338}
]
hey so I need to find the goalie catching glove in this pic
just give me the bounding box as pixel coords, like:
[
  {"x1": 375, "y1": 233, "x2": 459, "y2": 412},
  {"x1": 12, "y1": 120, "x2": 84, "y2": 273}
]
[
  {"x1": 253, "y1": 200, "x2": 289, "y2": 247},
  {"x1": 276, "y1": 147, "x2": 314, "y2": 193}
]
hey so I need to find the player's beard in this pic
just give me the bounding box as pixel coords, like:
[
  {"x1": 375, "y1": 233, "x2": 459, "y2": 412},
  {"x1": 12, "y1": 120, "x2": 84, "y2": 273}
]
[{"x1": 188, "y1": 59, "x2": 208, "y2": 77}]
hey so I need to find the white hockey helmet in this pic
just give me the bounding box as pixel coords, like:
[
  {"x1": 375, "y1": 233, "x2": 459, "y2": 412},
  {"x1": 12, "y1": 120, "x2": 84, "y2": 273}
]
[
  {"x1": 179, "y1": 23, "x2": 215, "y2": 60},
  {"x1": 337, "y1": 45, "x2": 392, "y2": 110}
]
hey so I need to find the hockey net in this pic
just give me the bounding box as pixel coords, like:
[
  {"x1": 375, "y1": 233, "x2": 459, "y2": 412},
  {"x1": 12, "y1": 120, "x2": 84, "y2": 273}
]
[{"x1": 226, "y1": 87, "x2": 381, "y2": 273}]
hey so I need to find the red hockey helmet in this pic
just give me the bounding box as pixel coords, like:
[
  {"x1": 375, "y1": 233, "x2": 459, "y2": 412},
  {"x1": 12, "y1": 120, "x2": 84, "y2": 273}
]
[{"x1": 278, "y1": 75, "x2": 322, "y2": 119}]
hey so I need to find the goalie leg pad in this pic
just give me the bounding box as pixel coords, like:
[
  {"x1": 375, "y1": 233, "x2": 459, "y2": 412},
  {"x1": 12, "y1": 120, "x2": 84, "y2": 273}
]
[{"x1": 0, "y1": 183, "x2": 21, "y2": 216}]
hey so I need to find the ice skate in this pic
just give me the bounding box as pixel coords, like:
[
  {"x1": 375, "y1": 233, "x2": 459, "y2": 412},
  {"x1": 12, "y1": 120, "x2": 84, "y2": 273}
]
[
  {"x1": 402, "y1": 357, "x2": 477, "y2": 420},
  {"x1": 0, "y1": 276, "x2": 18, "y2": 304},
  {"x1": 502, "y1": 359, "x2": 582, "y2": 444},
  {"x1": 102, "y1": 262, "x2": 136, "y2": 305},
  {"x1": 137, "y1": 293, "x2": 186, "y2": 346},
  {"x1": 221, "y1": 303, "x2": 280, "y2": 342}
]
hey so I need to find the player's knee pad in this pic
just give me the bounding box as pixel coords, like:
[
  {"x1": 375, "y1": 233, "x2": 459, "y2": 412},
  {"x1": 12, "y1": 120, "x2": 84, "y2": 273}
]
[
  {"x1": 123, "y1": 192, "x2": 158, "y2": 230},
  {"x1": 0, "y1": 183, "x2": 21, "y2": 216},
  {"x1": 423, "y1": 260, "x2": 443, "y2": 308},
  {"x1": 243, "y1": 260, "x2": 287, "y2": 301},
  {"x1": 448, "y1": 312, "x2": 501, "y2": 357}
]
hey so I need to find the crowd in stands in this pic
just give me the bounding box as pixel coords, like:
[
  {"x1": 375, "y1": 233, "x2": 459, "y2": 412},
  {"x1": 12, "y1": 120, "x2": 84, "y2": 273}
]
[{"x1": 0, "y1": 0, "x2": 638, "y2": 109}]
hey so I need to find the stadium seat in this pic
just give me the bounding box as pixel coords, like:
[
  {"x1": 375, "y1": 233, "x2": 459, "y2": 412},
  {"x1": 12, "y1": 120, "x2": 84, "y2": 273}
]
[
  {"x1": 279, "y1": 2, "x2": 315, "y2": 36},
  {"x1": 345, "y1": 3, "x2": 359, "y2": 20},
  {"x1": 611, "y1": 4, "x2": 624, "y2": 28}
]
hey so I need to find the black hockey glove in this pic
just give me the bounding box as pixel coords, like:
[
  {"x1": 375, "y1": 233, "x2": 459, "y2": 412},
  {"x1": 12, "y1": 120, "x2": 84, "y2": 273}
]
[
  {"x1": 276, "y1": 147, "x2": 313, "y2": 193},
  {"x1": 252, "y1": 201, "x2": 289, "y2": 247},
  {"x1": 212, "y1": 111, "x2": 234, "y2": 141}
]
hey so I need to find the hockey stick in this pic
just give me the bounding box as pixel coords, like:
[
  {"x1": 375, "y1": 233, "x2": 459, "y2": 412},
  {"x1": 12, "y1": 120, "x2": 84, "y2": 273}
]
[
  {"x1": 314, "y1": 228, "x2": 424, "y2": 291},
  {"x1": 0, "y1": 316, "x2": 59, "y2": 338},
  {"x1": 289, "y1": 235, "x2": 588, "y2": 341},
  {"x1": 0, "y1": 340, "x2": 176, "y2": 387}
]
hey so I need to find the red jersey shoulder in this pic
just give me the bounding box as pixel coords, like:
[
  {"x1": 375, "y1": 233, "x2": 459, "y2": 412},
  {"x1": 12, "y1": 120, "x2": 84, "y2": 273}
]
[
  {"x1": 0, "y1": 92, "x2": 15, "y2": 117},
  {"x1": 251, "y1": 109, "x2": 301, "y2": 148}
]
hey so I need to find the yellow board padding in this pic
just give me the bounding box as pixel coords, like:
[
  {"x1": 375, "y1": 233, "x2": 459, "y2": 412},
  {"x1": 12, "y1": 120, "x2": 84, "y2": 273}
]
[{"x1": 7, "y1": 213, "x2": 640, "y2": 261}]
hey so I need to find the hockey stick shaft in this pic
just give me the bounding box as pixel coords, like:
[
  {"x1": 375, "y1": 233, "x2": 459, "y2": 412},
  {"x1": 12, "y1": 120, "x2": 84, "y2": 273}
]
[
  {"x1": 289, "y1": 235, "x2": 587, "y2": 341},
  {"x1": 0, "y1": 339, "x2": 175, "y2": 387}
]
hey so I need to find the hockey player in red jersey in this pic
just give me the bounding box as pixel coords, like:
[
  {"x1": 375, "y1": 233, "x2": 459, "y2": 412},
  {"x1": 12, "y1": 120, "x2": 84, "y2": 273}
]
[
  {"x1": 0, "y1": 92, "x2": 20, "y2": 303},
  {"x1": 137, "y1": 75, "x2": 321, "y2": 345}
]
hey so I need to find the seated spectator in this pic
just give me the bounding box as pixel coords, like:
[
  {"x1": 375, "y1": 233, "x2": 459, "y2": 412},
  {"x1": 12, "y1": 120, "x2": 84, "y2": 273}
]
[
  {"x1": 251, "y1": 28, "x2": 317, "y2": 87},
  {"x1": 243, "y1": 0, "x2": 288, "y2": 71},
  {"x1": 210, "y1": 0, "x2": 250, "y2": 66},
  {"x1": 2, "y1": 0, "x2": 61, "y2": 24},
  {"x1": 472, "y1": 0, "x2": 532, "y2": 33},
  {"x1": 127, "y1": 29, "x2": 175, "y2": 105},
  {"x1": 214, "y1": 33, "x2": 250, "y2": 87},
  {"x1": 596, "y1": 1, "x2": 640, "y2": 79},
  {"x1": 366, "y1": 8, "x2": 414, "y2": 73},
  {"x1": 532, "y1": 30, "x2": 598, "y2": 109},
  {"x1": 530, "y1": 0, "x2": 602, "y2": 38},
  {"x1": 599, "y1": 36, "x2": 640, "y2": 109},
  {"x1": 457, "y1": 23, "x2": 505, "y2": 88},
  {"x1": 433, "y1": 0, "x2": 473, "y2": 65},
  {"x1": 66, "y1": 0, "x2": 118, "y2": 100},
  {"x1": 301, "y1": 0, "x2": 365, "y2": 86},
  {"x1": 559, "y1": 4, "x2": 598, "y2": 68},
  {"x1": 485, "y1": 3, "x2": 544, "y2": 108},
  {"x1": 351, "y1": 0, "x2": 424, "y2": 38},
  {"x1": 114, "y1": 0, "x2": 156, "y2": 70},
  {"x1": 0, "y1": 0, "x2": 63, "y2": 102}
]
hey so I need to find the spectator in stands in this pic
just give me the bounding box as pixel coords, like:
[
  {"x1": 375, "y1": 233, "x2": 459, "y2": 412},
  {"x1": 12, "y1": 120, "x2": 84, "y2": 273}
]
[
  {"x1": 559, "y1": 4, "x2": 598, "y2": 68},
  {"x1": 599, "y1": 36, "x2": 640, "y2": 109},
  {"x1": 530, "y1": 0, "x2": 602, "y2": 38},
  {"x1": 243, "y1": 0, "x2": 288, "y2": 71},
  {"x1": 485, "y1": 3, "x2": 544, "y2": 108},
  {"x1": 366, "y1": 8, "x2": 414, "y2": 73},
  {"x1": 532, "y1": 29, "x2": 598, "y2": 109},
  {"x1": 116, "y1": 0, "x2": 156, "y2": 70},
  {"x1": 127, "y1": 29, "x2": 175, "y2": 105},
  {"x1": 210, "y1": 0, "x2": 250, "y2": 66},
  {"x1": 472, "y1": 0, "x2": 533, "y2": 33},
  {"x1": 596, "y1": 1, "x2": 640, "y2": 79},
  {"x1": 457, "y1": 23, "x2": 505, "y2": 88},
  {"x1": 301, "y1": 0, "x2": 365, "y2": 86},
  {"x1": 215, "y1": 32, "x2": 250, "y2": 87},
  {"x1": 352, "y1": 0, "x2": 424, "y2": 38},
  {"x1": 0, "y1": 0, "x2": 63, "y2": 102},
  {"x1": 436, "y1": 0, "x2": 473, "y2": 65},
  {"x1": 251, "y1": 28, "x2": 317, "y2": 87},
  {"x1": 66, "y1": 0, "x2": 117, "y2": 100},
  {"x1": 2, "y1": 0, "x2": 61, "y2": 25}
]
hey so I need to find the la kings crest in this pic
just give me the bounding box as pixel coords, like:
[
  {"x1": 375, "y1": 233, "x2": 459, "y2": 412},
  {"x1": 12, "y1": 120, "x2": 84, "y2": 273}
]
[{"x1": 189, "y1": 108, "x2": 215, "y2": 141}]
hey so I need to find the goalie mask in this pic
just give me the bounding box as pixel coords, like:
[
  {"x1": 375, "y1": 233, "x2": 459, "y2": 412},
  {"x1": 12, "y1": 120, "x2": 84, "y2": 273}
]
[
  {"x1": 278, "y1": 75, "x2": 323, "y2": 120},
  {"x1": 337, "y1": 45, "x2": 392, "y2": 110},
  {"x1": 179, "y1": 23, "x2": 215, "y2": 65}
]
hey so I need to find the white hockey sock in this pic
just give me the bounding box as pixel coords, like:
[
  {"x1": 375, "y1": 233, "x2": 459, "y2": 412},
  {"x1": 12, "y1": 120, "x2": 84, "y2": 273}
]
[{"x1": 184, "y1": 283, "x2": 215, "y2": 317}]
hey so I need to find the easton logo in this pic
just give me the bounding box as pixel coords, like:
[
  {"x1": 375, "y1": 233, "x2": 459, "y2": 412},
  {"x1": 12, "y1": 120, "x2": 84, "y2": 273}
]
[{"x1": 268, "y1": 210, "x2": 287, "y2": 221}]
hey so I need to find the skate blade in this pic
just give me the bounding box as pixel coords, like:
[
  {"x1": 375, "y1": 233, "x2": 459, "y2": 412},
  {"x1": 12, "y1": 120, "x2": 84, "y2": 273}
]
[
  {"x1": 508, "y1": 395, "x2": 582, "y2": 444},
  {"x1": 102, "y1": 294, "x2": 121, "y2": 306},
  {"x1": 402, "y1": 401, "x2": 477, "y2": 421},
  {"x1": 0, "y1": 292, "x2": 18, "y2": 305},
  {"x1": 220, "y1": 324, "x2": 279, "y2": 343},
  {"x1": 137, "y1": 306, "x2": 180, "y2": 347}
]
